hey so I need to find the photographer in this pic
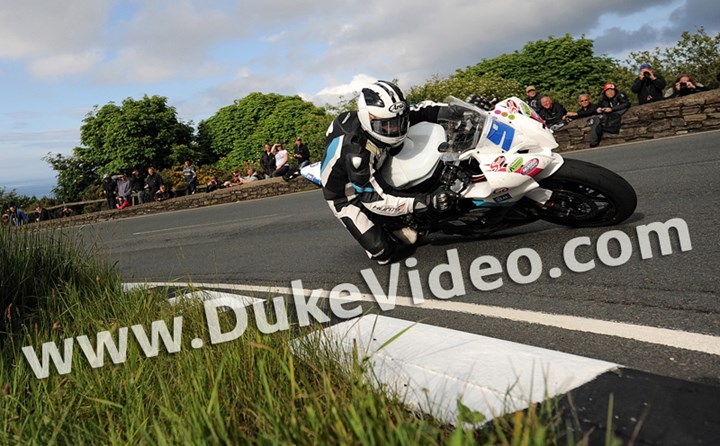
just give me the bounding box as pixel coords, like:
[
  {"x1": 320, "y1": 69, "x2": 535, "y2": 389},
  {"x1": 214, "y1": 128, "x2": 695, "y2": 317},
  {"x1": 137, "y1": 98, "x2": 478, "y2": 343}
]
[
  {"x1": 668, "y1": 74, "x2": 707, "y2": 98},
  {"x1": 631, "y1": 63, "x2": 666, "y2": 105}
]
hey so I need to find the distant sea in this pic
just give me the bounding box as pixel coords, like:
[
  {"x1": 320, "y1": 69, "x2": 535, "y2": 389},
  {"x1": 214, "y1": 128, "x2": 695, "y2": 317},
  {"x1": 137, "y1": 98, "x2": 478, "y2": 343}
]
[{"x1": 2, "y1": 180, "x2": 56, "y2": 199}]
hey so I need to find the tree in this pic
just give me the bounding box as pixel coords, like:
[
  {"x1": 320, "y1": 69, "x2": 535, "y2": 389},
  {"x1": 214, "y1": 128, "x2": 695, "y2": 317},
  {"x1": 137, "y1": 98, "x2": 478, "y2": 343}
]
[
  {"x1": 43, "y1": 152, "x2": 98, "y2": 202},
  {"x1": 77, "y1": 95, "x2": 194, "y2": 175},
  {"x1": 0, "y1": 187, "x2": 35, "y2": 217},
  {"x1": 456, "y1": 34, "x2": 618, "y2": 107},
  {"x1": 197, "y1": 93, "x2": 333, "y2": 170},
  {"x1": 407, "y1": 72, "x2": 522, "y2": 104},
  {"x1": 321, "y1": 94, "x2": 358, "y2": 116},
  {"x1": 626, "y1": 27, "x2": 720, "y2": 88},
  {"x1": 197, "y1": 93, "x2": 287, "y2": 162}
]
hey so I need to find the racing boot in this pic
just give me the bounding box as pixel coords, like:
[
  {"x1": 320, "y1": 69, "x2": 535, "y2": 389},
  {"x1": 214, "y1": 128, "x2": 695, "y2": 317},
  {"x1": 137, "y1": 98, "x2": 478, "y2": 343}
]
[{"x1": 391, "y1": 226, "x2": 418, "y2": 245}]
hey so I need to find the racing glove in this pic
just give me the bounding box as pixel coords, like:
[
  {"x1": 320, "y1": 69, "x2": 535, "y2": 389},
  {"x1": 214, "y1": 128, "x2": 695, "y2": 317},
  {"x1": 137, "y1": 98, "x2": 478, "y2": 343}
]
[{"x1": 415, "y1": 188, "x2": 454, "y2": 214}]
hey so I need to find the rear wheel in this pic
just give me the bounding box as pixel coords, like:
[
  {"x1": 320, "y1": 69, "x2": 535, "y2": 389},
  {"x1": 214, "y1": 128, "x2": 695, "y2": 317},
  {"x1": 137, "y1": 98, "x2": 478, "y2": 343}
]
[{"x1": 538, "y1": 159, "x2": 637, "y2": 227}]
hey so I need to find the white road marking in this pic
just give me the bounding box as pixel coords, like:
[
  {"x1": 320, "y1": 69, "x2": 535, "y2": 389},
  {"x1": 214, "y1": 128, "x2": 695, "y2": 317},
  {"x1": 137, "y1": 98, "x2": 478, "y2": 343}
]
[
  {"x1": 124, "y1": 281, "x2": 720, "y2": 356},
  {"x1": 310, "y1": 314, "x2": 616, "y2": 424},
  {"x1": 168, "y1": 289, "x2": 263, "y2": 307}
]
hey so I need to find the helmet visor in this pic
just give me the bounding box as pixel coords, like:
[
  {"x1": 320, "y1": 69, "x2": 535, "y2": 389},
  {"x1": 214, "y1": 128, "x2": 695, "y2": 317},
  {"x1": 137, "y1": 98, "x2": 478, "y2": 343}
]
[{"x1": 369, "y1": 114, "x2": 409, "y2": 138}]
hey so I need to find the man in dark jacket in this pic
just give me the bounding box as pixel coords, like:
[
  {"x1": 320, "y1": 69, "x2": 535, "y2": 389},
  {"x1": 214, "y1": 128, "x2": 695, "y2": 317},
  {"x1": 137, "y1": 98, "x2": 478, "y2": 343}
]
[
  {"x1": 283, "y1": 137, "x2": 312, "y2": 181},
  {"x1": 35, "y1": 205, "x2": 51, "y2": 221},
  {"x1": 588, "y1": 83, "x2": 631, "y2": 147},
  {"x1": 260, "y1": 143, "x2": 275, "y2": 179},
  {"x1": 537, "y1": 96, "x2": 568, "y2": 130},
  {"x1": 631, "y1": 63, "x2": 666, "y2": 105},
  {"x1": 102, "y1": 175, "x2": 117, "y2": 210},
  {"x1": 145, "y1": 167, "x2": 163, "y2": 199},
  {"x1": 292, "y1": 137, "x2": 311, "y2": 170},
  {"x1": 130, "y1": 169, "x2": 145, "y2": 204},
  {"x1": 564, "y1": 94, "x2": 599, "y2": 121}
]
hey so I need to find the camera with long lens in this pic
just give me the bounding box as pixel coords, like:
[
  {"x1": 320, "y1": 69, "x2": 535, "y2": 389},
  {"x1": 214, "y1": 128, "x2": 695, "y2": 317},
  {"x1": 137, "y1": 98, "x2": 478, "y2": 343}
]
[
  {"x1": 680, "y1": 82, "x2": 688, "y2": 90},
  {"x1": 643, "y1": 71, "x2": 651, "y2": 79}
]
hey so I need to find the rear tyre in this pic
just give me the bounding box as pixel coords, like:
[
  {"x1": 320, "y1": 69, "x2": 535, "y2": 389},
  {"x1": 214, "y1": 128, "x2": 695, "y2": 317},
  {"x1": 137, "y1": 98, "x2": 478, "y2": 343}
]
[{"x1": 538, "y1": 159, "x2": 637, "y2": 227}]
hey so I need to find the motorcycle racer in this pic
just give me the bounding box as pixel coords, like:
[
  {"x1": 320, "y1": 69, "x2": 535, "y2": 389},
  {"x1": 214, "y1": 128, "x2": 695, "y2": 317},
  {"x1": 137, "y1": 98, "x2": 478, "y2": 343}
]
[{"x1": 320, "y1": 80, "x2": 453, "y2": 264}]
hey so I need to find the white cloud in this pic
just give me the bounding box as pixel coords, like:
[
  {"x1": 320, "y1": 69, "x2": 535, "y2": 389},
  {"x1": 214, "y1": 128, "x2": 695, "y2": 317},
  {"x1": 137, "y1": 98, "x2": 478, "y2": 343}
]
[
  {"x1": 28, "y1": 51, "x2": 104, "y2": 79},
  {"x1": 93, "y1": 0, "x2": 240, "y2": 83},
  {"x1": 0, "y1": 1, "x2": 108, "y2": 59},
  {"x1": 311, "y1": 73, "x2": 377, "y2": 105}
]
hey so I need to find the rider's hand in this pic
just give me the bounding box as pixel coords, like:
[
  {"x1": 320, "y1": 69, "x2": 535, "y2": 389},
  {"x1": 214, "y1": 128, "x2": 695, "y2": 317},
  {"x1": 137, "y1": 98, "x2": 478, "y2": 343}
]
[{"x1": 416, "y1": 188, "x2": 454, "y2": 213}]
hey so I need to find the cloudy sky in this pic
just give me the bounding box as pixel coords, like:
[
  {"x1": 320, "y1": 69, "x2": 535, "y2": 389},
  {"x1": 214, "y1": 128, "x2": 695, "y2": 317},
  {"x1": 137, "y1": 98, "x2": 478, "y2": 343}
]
[{"x1": 1, "y1": 0, "x2": 718, "y2": 197}]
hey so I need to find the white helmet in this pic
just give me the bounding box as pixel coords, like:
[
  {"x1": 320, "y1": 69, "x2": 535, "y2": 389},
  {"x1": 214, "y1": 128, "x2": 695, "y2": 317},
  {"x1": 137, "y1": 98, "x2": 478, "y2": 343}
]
[{"x1": 357, "y1": 80, "x2": 409, "y2": 148}]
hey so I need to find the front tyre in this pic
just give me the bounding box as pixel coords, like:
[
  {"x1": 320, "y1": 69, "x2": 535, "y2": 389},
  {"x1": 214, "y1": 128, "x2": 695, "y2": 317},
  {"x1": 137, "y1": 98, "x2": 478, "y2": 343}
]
[{"x1": 538, "y1": 159, "x2": 637, "y2": 227}]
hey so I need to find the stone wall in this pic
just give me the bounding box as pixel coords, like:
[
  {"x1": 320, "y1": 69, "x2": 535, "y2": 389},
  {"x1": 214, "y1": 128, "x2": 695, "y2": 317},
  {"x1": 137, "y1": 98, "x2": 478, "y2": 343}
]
[{"x1": 553, "y1": 89, "x2": 720, "y2": 151}]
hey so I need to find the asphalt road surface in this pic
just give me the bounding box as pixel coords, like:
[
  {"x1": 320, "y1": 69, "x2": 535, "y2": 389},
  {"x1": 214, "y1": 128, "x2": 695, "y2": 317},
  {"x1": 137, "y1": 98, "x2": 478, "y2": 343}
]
[{"x1": 79, "y1": 130, "x2": 720, "y2": 385}]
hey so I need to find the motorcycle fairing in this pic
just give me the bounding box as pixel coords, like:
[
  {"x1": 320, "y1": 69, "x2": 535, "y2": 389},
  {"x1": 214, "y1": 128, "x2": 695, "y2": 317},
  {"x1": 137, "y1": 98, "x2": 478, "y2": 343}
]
[
  {"x1": 381, "y1": 122, "x2": 445, "y2": 189},
  {"x1": 457, "y1": 101, "x2": 563, "y2": 205},
  {"x1": 300, "y1": 161, "x2": 322, "y2": 186}
]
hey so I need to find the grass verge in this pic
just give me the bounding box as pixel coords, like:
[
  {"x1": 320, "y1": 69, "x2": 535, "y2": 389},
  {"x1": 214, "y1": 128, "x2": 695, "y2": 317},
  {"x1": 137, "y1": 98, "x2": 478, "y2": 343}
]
[{"x1": 0, "y1": 226, "x2": 610, "y2": 445}]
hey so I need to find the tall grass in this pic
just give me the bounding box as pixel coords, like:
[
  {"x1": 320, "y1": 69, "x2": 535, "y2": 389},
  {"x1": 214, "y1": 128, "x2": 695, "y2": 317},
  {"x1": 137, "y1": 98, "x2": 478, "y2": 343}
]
[
  {"x1": 0, "y1": 226, "x2": 611, "y2": 445},
  {"x1": 0, "y1": 226, "x2": 117, "y2": 335}
]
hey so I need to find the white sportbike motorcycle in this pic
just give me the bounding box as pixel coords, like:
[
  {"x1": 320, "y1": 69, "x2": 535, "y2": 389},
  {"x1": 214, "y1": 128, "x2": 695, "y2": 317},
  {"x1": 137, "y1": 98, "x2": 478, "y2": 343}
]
[{"x1": 302, "y1": 96, "x2": 637, "y2": 238}]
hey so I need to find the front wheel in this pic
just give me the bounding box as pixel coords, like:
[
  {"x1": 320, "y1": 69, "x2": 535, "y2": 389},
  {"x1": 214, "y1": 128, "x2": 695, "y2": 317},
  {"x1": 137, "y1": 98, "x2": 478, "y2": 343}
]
[{"x1": 537, "y1": 159, "x2": 637, "y2": 227}]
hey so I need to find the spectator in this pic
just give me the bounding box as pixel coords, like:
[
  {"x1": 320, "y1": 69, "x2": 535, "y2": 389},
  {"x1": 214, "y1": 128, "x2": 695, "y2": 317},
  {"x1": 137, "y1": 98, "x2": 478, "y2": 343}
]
[
  {"x1": 8, "y1": 205, "x2": 29, "y2": 227},
  {"x1": 35, "y1": 204, "x2": 51, "y2": 221},
  {"x1": 587, "y1": 83, "x2": 631, "y2": 148},
  {"x1": 260, "y1": 143, "x2": 276, "y2": 179},
  {"x1": 537, "y1": 95, "x2": 568, "y2": 131},
  {"x1": 113, "y1": 173, "x2": 131, "y2": 206},
  {"x1": 667, "y1": 74, "x2": 708, "y2": 98},
  {"x1": 61, "y1": 206, "x2": 74, "y2": 218},
  {"x1": 270, "y1": 142, "x2": 290, "y2": 178},
  {"x1": 223, "y1": 171, "x2": 243, "y2": 187},
  {"x1": 283, "y1": 137, "x2": 312, "y2": 181},
  {"x1": 206, "y1": 176, "x2": 219, "y2": 192},
  {"x1": 239, "y1": 166, "x2": 259, "y2": 184},
  {"x1": 154, "y1": 184, "x2": 170, "y2": 202},
  {"x1": 102, "y1": 174, "x2": 117, "y2": 210},
  {"x1": 116, "y1": 196, "x2": 130, "y2": 209},
  {"x1": 525, "y1": 85, "x2": 542, "y2": 112},
  {"x1": 182, "y1": 160, "x2": 198, "y2": 195},
  {"x1": 563, "y1": 93, "x2": 600, "y2": 121},
  {"x1": 631, "y1": 63, "x2": 667, "y2": 105},
  {"x1": 130, "y1": 169, "x2": 145, "y2": 204},
  {"x1": 145, "y1": 167, "x2": 163, "y2": 199},
  {"x1": 292, "y1": 137, "x2": 311, "y2": 170}
]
